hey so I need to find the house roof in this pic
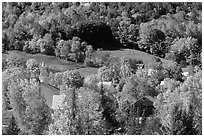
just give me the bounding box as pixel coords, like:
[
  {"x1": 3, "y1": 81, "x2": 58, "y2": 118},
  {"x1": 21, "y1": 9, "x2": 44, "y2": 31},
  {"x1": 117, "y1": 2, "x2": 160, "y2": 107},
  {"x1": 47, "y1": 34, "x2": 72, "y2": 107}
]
[
  {"x1": 97, "y1": 82, "x2": 117, "y2": 93},
  {"x1": 182, "y1": 72, "x2": 189, "y2": 76},
  {"x1": 181, "y1": 67, "x2": 189, "y2": 73},
  {"x1": 132, "y1": 96, "x2": 155, "y2": 107},
  {"x1": 40, "y1": 82, "x2": 60, "y2": 94},
  {"x1": 145, "y1": 95, "x2": 155, "y2": 103},
  {"x1": 181, "y1": 67, "x2": 193, "y2": 76}
]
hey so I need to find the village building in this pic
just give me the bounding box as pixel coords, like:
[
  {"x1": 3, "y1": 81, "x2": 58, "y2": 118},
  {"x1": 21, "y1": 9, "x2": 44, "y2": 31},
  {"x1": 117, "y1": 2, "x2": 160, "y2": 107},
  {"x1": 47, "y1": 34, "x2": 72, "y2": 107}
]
[
  {"x1": 129, "y1": 95, "x2": 155, "y2": 117},
  {"x1": 39, "y1": 62, "x2": 60, "y2": 108},
  {"x1": 97, "y1": 81, "x2": 117, "y2": 94},
  {"x1": 181, "y1": 67, "x2": 193, "y2": 77}
]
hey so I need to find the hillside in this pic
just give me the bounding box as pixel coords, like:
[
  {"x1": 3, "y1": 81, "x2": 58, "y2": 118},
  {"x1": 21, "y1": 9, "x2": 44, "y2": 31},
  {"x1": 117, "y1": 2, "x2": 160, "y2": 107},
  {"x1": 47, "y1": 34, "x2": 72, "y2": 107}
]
[
  {"x1": 3, "y1": 50, "x2": 98, "y2": 76},
  {"x1": 3, "y1": 49, "x2": 174, "y2": 76},
  {"x1": 2, "y1": 2, "x2": 202, "y2": 135},
  {"x1": 93, "y1": 49, "x2": 174, "y2": 67}
]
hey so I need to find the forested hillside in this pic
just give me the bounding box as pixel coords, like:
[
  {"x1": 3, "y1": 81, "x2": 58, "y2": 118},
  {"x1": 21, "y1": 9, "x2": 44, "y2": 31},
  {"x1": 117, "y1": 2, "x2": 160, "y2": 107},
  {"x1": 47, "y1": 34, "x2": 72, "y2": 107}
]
[
  {"x1": 2, "y1": 2, "x2": 202, "y2": 135},
  {"x1": 2, "y1": 2, "x2": 202, "y2": 65}
]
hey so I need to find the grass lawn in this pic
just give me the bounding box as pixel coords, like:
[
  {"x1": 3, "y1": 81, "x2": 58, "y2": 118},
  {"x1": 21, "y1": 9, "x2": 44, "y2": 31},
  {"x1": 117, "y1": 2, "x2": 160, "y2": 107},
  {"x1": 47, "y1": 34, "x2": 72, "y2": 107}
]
[
  {"x1": 2, "y1": 50, "x2": 98, "y2": 76},
  {"x1": 93, "y1": 49, "x2": 173, "y2": 66},
  {"x1": 3, "y1": 49, "x2": 173, "y2": 76}
]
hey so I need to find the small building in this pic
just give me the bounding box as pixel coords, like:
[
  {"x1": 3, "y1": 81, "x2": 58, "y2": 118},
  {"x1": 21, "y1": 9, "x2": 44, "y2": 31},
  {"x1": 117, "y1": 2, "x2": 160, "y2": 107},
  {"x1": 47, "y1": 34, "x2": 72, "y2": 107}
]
[
  {"x1": 52, "y1": 94, "x2": 66, "y2": 110},
  {"x1": 181, "y1": 66, "x2": 194, "y2": 77},
  {"x1": 181, "y1": 67, "x2": 190, "y2": 76},
  {"x1": 97, "y1": 82, "x2": 117, "y2": 94},
  {"x1": 130, "y1": 95, "x2": 155, "y2": 117},
  {"x1": 39, "y1": 62, "x2": 60, "y2": 107}
]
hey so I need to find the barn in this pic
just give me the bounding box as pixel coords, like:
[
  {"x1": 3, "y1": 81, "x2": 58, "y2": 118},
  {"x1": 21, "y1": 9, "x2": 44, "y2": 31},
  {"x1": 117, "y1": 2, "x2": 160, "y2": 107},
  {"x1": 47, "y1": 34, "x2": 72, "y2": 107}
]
[{"x1": 129, "y1": 95, "x2": 155, "y2": 117}]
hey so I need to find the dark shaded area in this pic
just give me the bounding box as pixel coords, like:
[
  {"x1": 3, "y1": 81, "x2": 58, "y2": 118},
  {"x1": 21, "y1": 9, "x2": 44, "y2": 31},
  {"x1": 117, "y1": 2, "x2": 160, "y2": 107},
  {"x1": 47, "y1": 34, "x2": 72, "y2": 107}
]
[
  {"x1": 171, "y1": 105, "x2": 199, "y2": 135},
  {"x1": 66, "y1": 22, "x2": 123, "y2": 50}
]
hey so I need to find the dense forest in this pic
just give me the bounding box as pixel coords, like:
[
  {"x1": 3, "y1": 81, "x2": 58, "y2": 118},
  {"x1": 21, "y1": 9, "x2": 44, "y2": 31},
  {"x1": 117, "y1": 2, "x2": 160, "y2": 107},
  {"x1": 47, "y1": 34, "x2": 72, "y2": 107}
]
[{"x1": 2, "y1": 2, "x2": 202, "y2": 135}]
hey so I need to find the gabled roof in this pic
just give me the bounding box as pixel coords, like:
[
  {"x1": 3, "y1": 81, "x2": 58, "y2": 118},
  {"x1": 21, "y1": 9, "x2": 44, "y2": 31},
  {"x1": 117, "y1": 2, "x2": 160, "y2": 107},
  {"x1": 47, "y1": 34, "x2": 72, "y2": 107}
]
[
  {"x1": 145, "y1": 95, "x2": 155, "y2": 103},
  {"x1": 40, "y1": 82, "x2": 60, "y2": 94},
  {"x1": 132, "y1": 95, "x2": 155, "y2": 107}
]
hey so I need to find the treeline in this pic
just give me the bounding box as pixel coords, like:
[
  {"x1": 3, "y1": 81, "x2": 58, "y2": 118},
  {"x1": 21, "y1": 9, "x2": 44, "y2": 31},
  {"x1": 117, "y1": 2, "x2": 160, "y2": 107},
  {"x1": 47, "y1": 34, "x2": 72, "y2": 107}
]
[{"x1": 2, "y1": 2, "x2": 202, "y2": 66}]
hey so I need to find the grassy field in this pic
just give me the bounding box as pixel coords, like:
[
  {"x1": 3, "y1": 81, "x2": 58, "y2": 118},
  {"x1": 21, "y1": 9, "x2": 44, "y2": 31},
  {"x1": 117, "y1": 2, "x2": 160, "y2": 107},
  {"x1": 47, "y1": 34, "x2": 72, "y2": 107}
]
[
  {"x1": 3, "y1": 50, "x2": 98, "y2": 77},
  {"x1": 3, "y1": 49, "x2": 173, "y2": 76},
  {"x1": 93, "y1": 49, "x2": 173, "y2": 66}
]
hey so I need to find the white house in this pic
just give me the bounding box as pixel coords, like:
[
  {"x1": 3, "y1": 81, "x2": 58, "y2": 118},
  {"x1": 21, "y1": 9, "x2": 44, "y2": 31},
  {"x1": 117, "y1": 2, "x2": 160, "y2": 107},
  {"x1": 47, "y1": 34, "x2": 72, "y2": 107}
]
[
  {"x1": 97, "y1": 82, "x2": 118, "y2": 110},
  {"x1": 97, "y1": 82, "x2": 117, "y2": 94}
]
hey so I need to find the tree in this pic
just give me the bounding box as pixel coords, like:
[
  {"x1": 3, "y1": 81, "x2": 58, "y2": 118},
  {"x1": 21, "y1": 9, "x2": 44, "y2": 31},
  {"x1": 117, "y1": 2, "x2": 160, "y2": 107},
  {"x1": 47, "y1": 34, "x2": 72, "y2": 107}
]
[
  {"x1": 84, "y1": 74, "x2": 98, "y2": 86},
  {"x1": 62, "y1": 70, "x2": 83, "y2": 88},
  {"x1": 138, "y1": 20, "x2": 167, "y2": 57},
  {"x1": 77, "y1": 87, "x2": 106, "y2": 134},
  {"x1": 97, "y1": 66, "x2": 116, "y2": 82},
  {"x1": 120, "y1": 57, "x2": 133, "y2": 78},
  {"x1": 28, "y1": 36, "x2": 41, "y2": 53},
  {"x1": 26, "y1": 59, "x2": 40, "y2": 80},
  {"x1": 154, "y1": 70, "x2": 202, "y2": 134},
  {"x1": 8, "y1": 79, "x2": 51, "y2": 135},
  {"x1": 37, "y1": 33, "x2": 55, "y2": 55},
  {"x1": 48, "y1": 72, "x2": 64, "y2": 88},
  {"x1": 170, "y1": 37, "x2": 201, "y2": 66},
  {"x1": 117, "y1": 22, "x2": 139, "y2": 48},
  {"x1": 49, "y1": 85, "x2": 78, "y2": 135},
  {"x1": 26, "y1": 58, "x2": 39, "y2": 70},
  {"x1": 55, "y1": 39, "x2": 71, "y2": 59}
]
